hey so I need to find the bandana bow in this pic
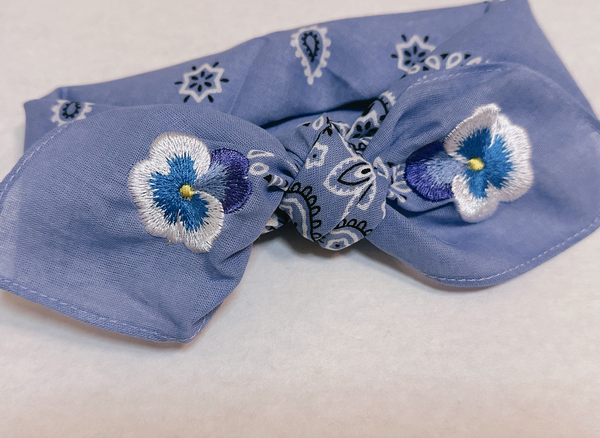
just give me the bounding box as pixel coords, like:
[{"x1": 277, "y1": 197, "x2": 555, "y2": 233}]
[{"x1": 1, "y1": 0, "x2": 599, "y2": 342}]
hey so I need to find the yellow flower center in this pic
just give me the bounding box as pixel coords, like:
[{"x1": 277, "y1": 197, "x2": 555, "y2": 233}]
[
  {"x1": 179, "y1": 184, "x2": 195, "y2": 199},
  {"x1": 468, "y1": 157, "x2": 485, "y2": 171}
]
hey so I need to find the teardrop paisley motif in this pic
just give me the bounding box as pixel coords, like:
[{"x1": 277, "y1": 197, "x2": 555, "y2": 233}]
[{"x1": 290, "y1": 25, "x2": 331, "y2": 85}]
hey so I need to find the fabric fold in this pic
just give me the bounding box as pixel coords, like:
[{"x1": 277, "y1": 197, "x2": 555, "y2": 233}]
[{"x1": 2, "y1": 0, "x2": 599, "y2": 342}]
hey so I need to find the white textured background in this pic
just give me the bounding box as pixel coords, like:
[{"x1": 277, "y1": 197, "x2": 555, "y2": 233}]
[{"x1": 1, "y1": 0, "x2": 599, "y2": 436}]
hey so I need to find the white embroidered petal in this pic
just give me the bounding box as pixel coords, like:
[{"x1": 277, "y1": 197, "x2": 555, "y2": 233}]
[
  {"x1": 148, "y1": 132, "x2": 211, "y2": 177},
  {"x1": 445, "y1": 104, "x2": 533, "y2": 222},
  {"x1": 444, "y1": 103, "x2": 501, "y2": 162},
  {"x1": 451, "y1": 175, "x2": 503, "y2": 222},
  {"x1": 491, "y1": 114, "x2": 534, "y2": 202},
  {"x1": 172, "y1": 192, "x2": 224, "y2": 253},
  {"x1": 129, "y1": 133, "x2": 223, "y2": 252}
]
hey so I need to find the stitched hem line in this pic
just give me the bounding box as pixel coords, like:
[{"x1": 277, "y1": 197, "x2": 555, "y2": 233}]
[
  {"x1": 2, "y1": 62, "x2": 600, "y2": 333},
  {"x1": 0, "y1": 125, "x2": 69, "y2": 206},
  {"x1": 0, "y1": 277, "x2": 206, "y2": 343},
  {"x1": 385, "y1": 63, "x2": 600, "y2": 284},
  {"x1": 421, "y1": 214, "x2": 600, "y2": 283},
  {"x1": 0, "y1": 123, "x2": 213, "y2": 343}
]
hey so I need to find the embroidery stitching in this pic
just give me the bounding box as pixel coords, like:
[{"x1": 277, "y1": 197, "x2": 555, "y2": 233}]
[
  {"x1": 404, "y1": 104, "x2": 533, "y2": 222},
  {"x1": 405, "y1": 141, "x2": 461, "y2": 202},
  {"x1": 129, "y1": 132, "x2": 251, "y2": 252}
]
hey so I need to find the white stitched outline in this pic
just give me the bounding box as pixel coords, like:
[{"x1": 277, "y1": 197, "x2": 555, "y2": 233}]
[
  {"x1": 0, "y1": 64, "x2": 598, "y2": 339},
  {"x1": 422, "y1": 216, "x2": 600, "y2": 282},
  {"x1": 129, "y1": 133, "x2": 224, "y2": 253}
]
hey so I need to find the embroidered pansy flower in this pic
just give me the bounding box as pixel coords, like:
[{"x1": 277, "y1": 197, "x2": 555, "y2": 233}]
[
  {"x1": 129, "y1": 133, "x2": 251, "y2": 252},
  {"x1": 405, "y1": 104, "x2": 533, "y2": 222}
]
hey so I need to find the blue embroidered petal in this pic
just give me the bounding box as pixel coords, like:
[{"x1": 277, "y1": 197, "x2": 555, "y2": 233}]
[
  {"x1": 149, "y1": 155, "x2": 198, "y2": 224},
  {"x1": 194, "y1": 163, "x2": 226, "y2": 196},
  {"x1": 178, "y1": 194, "x2": 210, "y2": 232},
  {"x1": 464, "y1": 169, "x2": 489, "y2": 199},
  {"x1": 206, "y1": 148, "x2": 251, "y2": 214},
  {"x1": 405, "y1": 141, "x2": 463, "y2": 202},
  {"x1": 456, "y1": 127, "x2": 491, "y2": 161},
  {"x1": 481, "y1": 135, "x2": 514, "y2": 190},
  {"x1": 462, "y1": 135, "x2": 514, "y2": 199}
]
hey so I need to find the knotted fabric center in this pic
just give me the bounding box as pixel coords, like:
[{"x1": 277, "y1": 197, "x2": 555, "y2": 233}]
[{"x1": 274, "y1": 93, "x2": 397, "y2": 250}]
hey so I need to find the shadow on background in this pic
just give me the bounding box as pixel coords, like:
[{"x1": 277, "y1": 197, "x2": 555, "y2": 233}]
[
  {"x1": 1, "y1": 218, "x2": 490, "y2": 348},
  {"x1": 0, "y1": 290, "x2": 188, "y2": 349}
]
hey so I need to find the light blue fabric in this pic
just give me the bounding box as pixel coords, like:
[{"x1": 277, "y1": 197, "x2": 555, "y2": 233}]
[{"x1": 1, "y1": 0, "x2": 599, "y2": 342}]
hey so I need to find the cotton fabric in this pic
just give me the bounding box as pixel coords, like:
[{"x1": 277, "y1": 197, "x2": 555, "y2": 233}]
[{"x1": 1, "y1": 0, "x2": 599, "y2": 342}]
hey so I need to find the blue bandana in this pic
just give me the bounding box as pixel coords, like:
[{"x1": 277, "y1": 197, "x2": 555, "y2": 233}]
[{"x1": 2, "y1": 0, "x2": 599, "y2": 342}]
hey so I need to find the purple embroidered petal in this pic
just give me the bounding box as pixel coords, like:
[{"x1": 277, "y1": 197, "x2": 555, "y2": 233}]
[
  {"x1": 405, "y1": 141, "x2": 463, "y2": 202},
  {"x1": 209, "y1": 148, "x2": 252, "y2": 213}
]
